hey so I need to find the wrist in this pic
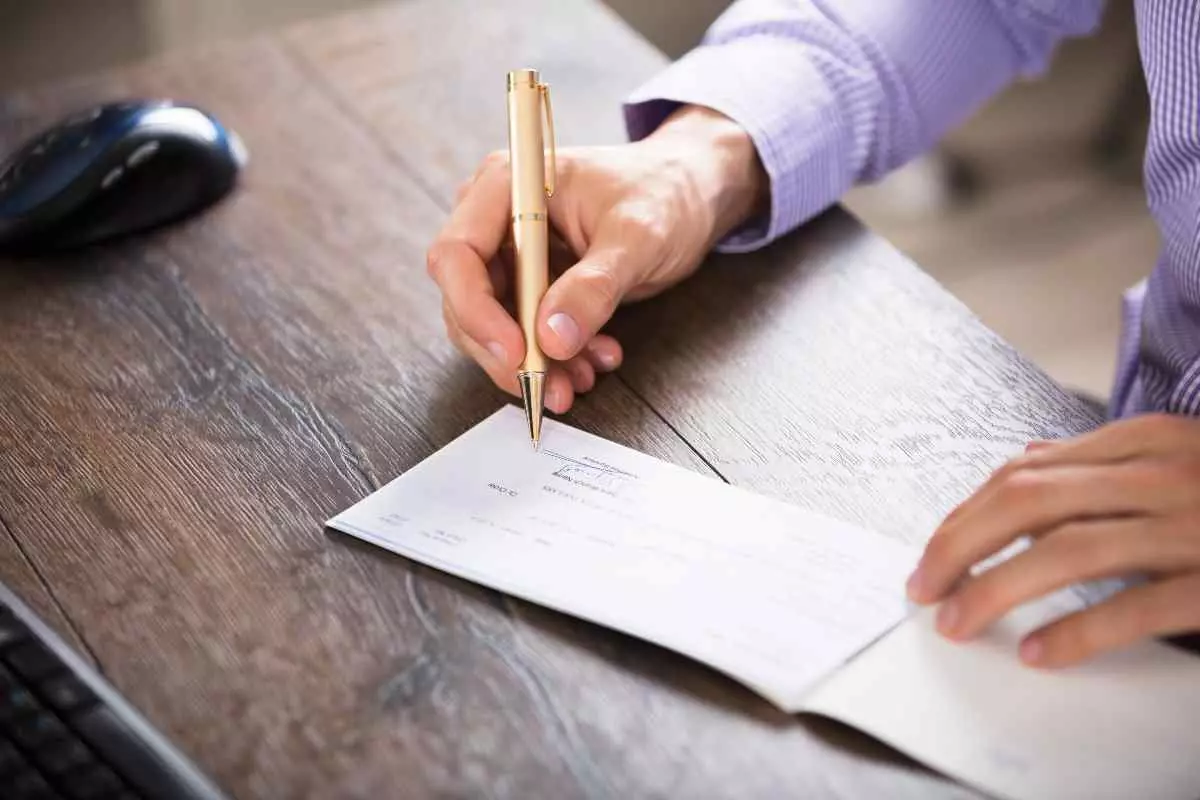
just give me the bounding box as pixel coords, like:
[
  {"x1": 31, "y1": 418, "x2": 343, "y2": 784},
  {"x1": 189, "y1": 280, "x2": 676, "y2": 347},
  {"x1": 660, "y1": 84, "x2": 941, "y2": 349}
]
[{"x1": 641, "y1": 104, "x2": 767, "y2": 243}]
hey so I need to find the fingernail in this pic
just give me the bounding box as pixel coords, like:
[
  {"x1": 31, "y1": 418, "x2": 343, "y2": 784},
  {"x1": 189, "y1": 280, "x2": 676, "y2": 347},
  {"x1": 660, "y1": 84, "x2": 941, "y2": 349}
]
[
  {"x1": 936, "y1": 599, "x2": 960, "y2": 636},
  {"x1": 594, "y1": 349, "x2": 619, "y2": 370},
  {"x1": 486, "y1": 341, "x2": 508, "y2": 364},
  {"x1": 484, "y1": 340, "x2": 508, "y2": 364},
  {"x1": 547, "y1": 384, "x2": 565, "y2": 411},
  {"x1": 1019, "y1": 636, "x2": 1043, "y2": 665},
  {"x1": 547, "y1": 313, "x2": 581, "y2": 352}
]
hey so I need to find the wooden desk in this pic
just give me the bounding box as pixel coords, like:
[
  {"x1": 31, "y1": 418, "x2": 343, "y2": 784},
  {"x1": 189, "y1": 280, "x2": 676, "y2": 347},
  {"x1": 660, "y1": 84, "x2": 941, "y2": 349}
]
[{"x1": 0, "y1": 0, "x2": 1101, "y2": 797}]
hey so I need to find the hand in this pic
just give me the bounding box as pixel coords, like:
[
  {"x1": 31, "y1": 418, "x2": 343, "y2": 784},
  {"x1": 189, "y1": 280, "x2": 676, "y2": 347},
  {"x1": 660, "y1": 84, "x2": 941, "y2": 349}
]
[
  {"x1": 427, "y1": 105, "x2": 766, "y2": 413},
  {"x1": 907, "y1": 413, "x2": 1200, "y2": 667}
]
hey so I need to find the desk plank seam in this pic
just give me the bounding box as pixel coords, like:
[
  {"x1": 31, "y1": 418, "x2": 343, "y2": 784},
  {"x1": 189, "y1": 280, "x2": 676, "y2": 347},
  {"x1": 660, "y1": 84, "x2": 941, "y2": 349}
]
[
  {"x1": 611, "y1": 374, "x2": 731, "y2": 484},
  {"x1": 278, "y1": 38, "x2": 447, "y2": 216},
  {"x1": 0, "y1": 510, "x2": 100, "y2": 667}
]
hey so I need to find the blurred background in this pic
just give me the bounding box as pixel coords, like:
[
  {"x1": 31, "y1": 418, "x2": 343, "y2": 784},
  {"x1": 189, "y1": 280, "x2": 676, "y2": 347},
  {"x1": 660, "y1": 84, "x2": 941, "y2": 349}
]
[{"x1": 0, "y1": 0, "x2": 1152, "y2": 403}]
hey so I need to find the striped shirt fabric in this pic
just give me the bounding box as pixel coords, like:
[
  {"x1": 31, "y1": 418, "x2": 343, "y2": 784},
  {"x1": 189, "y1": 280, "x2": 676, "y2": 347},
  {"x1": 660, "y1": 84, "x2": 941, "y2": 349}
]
[{"x1": 623, "y1": 0, "x2": 1200, "y2": 419}]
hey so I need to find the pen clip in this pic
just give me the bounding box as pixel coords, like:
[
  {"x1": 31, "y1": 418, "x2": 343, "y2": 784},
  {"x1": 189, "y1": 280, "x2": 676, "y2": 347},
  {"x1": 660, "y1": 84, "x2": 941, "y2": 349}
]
[{"x1": 540, "y1": 82, "x2": 556, "y2": 198}]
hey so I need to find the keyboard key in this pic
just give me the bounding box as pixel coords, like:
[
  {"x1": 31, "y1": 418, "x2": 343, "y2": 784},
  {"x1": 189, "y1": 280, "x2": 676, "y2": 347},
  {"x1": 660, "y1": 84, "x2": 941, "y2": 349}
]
[
  {"x1": 0, "y1": 738, "x2": 26, "y2": 774},
  {"x1": 0, "y1": 662, "x2": 18, "y2": 689},
  {"x1": 0, "y1": 611, "x2": 32, "y2": 650},
  {"x1": 7, "y1": 642, "x2": 63, "y2": 681},
  {"x1": 10, "y1": 712, "x2": 67, "y2": 749},
  {"x1": 9, "y1": 768, "x2": 59, "y2": 800},
  {"x1": 34, "y1": 736, "x2": 94, "y2": 775},
  {"x1": 76, "y1": 706, "x2": 197, "y2": 799},
  {"x1": 61, "y1": 763, "x2": 124, "y2": 800},
  {"x1": 37, "y1": 674, "x2": 98, "y2": 715},
  {"x1": 0, "y1": 685, "x2": 42, "y2": 725}
]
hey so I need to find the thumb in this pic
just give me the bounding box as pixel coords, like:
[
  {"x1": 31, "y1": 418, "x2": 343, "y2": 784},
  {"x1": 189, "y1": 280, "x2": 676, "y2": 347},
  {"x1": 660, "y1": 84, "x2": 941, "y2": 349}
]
[{"x1": 537, "y1": 221, "x2": 657, "y2": 360}]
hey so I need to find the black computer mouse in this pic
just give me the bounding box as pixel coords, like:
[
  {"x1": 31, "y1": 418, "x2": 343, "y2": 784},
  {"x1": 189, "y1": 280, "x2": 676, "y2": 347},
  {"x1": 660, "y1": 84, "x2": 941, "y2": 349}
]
[{"x1": 0, "y1": 100, "x2": 247, "y2": 254}]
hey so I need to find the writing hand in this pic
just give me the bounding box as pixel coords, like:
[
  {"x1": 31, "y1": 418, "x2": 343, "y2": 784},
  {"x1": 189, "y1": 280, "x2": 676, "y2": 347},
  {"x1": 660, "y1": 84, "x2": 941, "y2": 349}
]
[
  {"x1": 907, "y1": 413, "x2": 1200, "y2": 667},
  {"x1": 426, "y1": 105, "x2": 765, "y2": 413}
]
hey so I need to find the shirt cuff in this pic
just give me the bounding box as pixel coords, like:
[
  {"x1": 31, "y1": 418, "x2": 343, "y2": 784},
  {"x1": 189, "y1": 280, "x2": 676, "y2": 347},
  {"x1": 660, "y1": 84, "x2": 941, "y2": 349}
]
[
  {"x1": 623, "y1": 36, "x2": 857, "y2": 253},
  {"x1": 1109, "y1": 279, "x2": 1147, "y2": 418}
]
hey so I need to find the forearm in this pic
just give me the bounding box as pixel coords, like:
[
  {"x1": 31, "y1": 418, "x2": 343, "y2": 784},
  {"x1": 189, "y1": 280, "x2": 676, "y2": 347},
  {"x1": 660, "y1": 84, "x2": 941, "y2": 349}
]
[{"x1": 624, "y1": 0, "x2": 1105, "y2": 251}]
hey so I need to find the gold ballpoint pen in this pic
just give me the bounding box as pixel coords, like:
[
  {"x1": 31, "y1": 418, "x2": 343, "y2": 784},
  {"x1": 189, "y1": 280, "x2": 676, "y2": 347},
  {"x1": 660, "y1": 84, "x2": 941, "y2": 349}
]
[{"x1": 506, "y1": 68, "x2": 556, "y2": 450}]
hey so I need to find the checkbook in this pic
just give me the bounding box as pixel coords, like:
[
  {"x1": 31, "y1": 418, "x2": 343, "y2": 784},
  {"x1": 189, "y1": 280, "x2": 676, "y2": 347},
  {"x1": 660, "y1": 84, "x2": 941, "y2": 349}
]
[{"x1": 328, "y1": 405, "x2": 1200, "y2": 800}]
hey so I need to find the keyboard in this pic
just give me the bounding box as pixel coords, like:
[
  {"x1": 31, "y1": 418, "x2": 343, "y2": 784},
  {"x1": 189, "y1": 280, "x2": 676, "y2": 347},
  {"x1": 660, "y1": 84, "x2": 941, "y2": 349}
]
[{"x1": 0, "y1": 581, "x2": 228, "y2": 800}]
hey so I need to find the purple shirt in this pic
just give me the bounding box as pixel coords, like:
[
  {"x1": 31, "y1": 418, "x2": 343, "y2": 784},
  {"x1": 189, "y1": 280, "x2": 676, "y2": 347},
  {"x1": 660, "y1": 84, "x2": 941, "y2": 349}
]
[{"x1": 623, "y1": 0, "x2": 1200, "y2": 419}]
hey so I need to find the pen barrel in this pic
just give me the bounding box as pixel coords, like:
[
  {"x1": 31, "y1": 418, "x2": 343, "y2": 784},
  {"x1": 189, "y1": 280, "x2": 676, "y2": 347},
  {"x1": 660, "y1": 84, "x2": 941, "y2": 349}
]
[
  {"x1": 513, "y1": 219, "x2": 549, "y2": 373},
  {"x1": 507, "y1": 69, "x2": 549, "y2": 375},
  {"x1": 507, "y1": 70, "x2": 547, "y2": 218}
]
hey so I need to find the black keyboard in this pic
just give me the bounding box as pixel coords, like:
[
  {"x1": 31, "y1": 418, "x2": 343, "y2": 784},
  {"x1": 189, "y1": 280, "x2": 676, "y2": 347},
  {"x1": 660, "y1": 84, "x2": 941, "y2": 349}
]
[{"x1": 0, "y1": 581, "x2": 228, "y2": 800}]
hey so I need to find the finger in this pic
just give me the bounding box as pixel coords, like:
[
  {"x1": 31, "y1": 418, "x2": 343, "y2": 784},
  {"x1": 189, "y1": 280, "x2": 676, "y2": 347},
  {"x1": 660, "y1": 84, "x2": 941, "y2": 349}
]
[
  {"x1": 442, "y1": 302, "x2": 520, "y2": 397},
  {"x1": 1024, "y1": 413, "x2": 1200, "y2": 467},
  {"x1": 935, "y1": 517, "x2": 1200, "y2": 640},
  {"x1": 428, "y1": 159, "x2": 522, "y2": 367},
  {"x1": 538, "y1": 214, "x2": 666, "y2": 360},
  {"x1": 1019, "y1": 573, "x2": 1200, "y2": 668},
  {"x1": 910, "y1": 463, "x2": 1174, "y2": 604},
  {"x1": 455, "y1": 178, "x2": 473, "y2": 205},
  {"x1": 939, "y1": 418, "x2": 1195, "y2": 538},
  {"x1": 562, "y1": 355, "x2": 596, "y2": 394},
  {"x1": 545, "y1": 367, "x2": 574, "y2": 415},
  {"x1": 439, "y1": 153, "x2": 511, "y2": 261},
  {"x1": 487, "y1": 256, "x2": 510, "y2": 303},
  {"x1": 430, "y1": 239, "x2": 522, "y2": 369},
  {"x1": 582, "y1": 335, "x2": 623, "y2": 373},
  {"x1": 933, "y1": 454, "x2": 1040, "y2": 536}
]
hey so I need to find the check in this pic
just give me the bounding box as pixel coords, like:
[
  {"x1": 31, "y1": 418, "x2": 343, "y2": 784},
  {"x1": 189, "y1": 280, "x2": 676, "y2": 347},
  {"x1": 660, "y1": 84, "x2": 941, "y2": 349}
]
[{"x1": 327, "y1": 404, "x2": 918, "y2": 709}]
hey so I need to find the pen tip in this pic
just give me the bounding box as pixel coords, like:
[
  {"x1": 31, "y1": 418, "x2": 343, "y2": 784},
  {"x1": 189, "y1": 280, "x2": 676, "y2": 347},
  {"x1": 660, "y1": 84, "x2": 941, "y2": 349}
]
[
  {"x1": 532, "y1": 438, "x2": 540, "y2": 452},
  {"x1": 518, "y1": 371, "x2": 546, "y2": 449}
]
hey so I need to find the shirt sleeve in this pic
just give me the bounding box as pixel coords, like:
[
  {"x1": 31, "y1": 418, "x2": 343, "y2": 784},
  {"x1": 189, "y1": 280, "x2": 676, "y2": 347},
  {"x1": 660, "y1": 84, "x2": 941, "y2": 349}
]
[
  {"x1": 623, "y1": 0, "x2": 1106, "y2": 252},
  {"x1": 1108, "y1": 0, "x2": 1200, "y2": 418}
]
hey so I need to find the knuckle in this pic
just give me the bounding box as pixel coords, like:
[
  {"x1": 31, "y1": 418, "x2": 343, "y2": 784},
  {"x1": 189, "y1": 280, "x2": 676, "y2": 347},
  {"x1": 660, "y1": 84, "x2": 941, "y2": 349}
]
[
  {"x1": 988, "y1": 458, "x2": 1025, "y2": 487},
  {"x1": 426, "y1": 240, "x2": 452, "y2": 282},
  {"x1": 1138, "y1": 412, "x2": 1189, "y2": 445},
  {"x1": 618, "y1": 207, "x2": 671, "y2": 252},
  {"x1": 1171, "y1": 457, "x2": 1200, "y2": 487},
  {"x1": 454, "y1": 179, "x2": 473, "y2": 205},
  {"x1": 441, "y1": 310, "x2": 463, "y2": 350},
  {"x1": 960, "y1": 577, "x2": 1004, "y2": 617},
  {"x1": 575, "y1": 263, "x2": 623, "y2": 311},
  {"x1": 468, "y1": 150, "x2": 509, "y2": 186},
  {"x1": 1068, "y1": 524, "x2": 1128, "y2": 572},
  {"x1": 1144, "y1": 412, "x2": 1181, "y2": 432},
  {"x1": 484, "y1": 149, "x2": 509, "y2": 172},
  {"x1": 996, "y1": 467, "x2": 1045, "y2": 505},
  {"x1": 1175, "y1": 514, "x2": 1200, "y2": 558},
  {"x1": 921, "y1": 533, "x2": 957, "y2": 570},
  {"x1": 1108, "y1": 598, "x2": 1156, "y2": 642},
  {"x1": 1048, "y1": 618, "x2": 1092, "y2": 660}
]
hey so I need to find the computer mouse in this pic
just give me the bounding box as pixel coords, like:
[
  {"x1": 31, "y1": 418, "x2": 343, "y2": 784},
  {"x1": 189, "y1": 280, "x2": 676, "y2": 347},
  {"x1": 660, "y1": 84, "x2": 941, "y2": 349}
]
[{"x1": 0, "y1": 100, "x2": 247, "y2": 254}]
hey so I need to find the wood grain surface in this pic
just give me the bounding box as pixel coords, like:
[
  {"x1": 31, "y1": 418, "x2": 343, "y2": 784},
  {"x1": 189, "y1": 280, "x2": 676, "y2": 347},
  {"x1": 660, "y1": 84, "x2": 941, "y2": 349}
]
[
  {"x1": 289, "y1": 0, "x2": 1104, "y2": 542},
  {"x1": 0, "y1": 516, "x2": 91, "y2": 661},
  {"x1": 286, "y1": 0, "x2": 1108, "y2": 796},
  {"x1": 0, "y1": 0, "x2": 1112, "y2": 798}
]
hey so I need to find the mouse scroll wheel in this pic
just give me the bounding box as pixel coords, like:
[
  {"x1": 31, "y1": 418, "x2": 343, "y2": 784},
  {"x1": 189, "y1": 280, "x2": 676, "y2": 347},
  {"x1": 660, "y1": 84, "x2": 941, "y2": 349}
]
[
  {"x1": 101, "y1": 167, "x2": 125, "y2": 190},
  {"x1": 126, "y1": 140, "x2": 160, "y2": 169}
]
